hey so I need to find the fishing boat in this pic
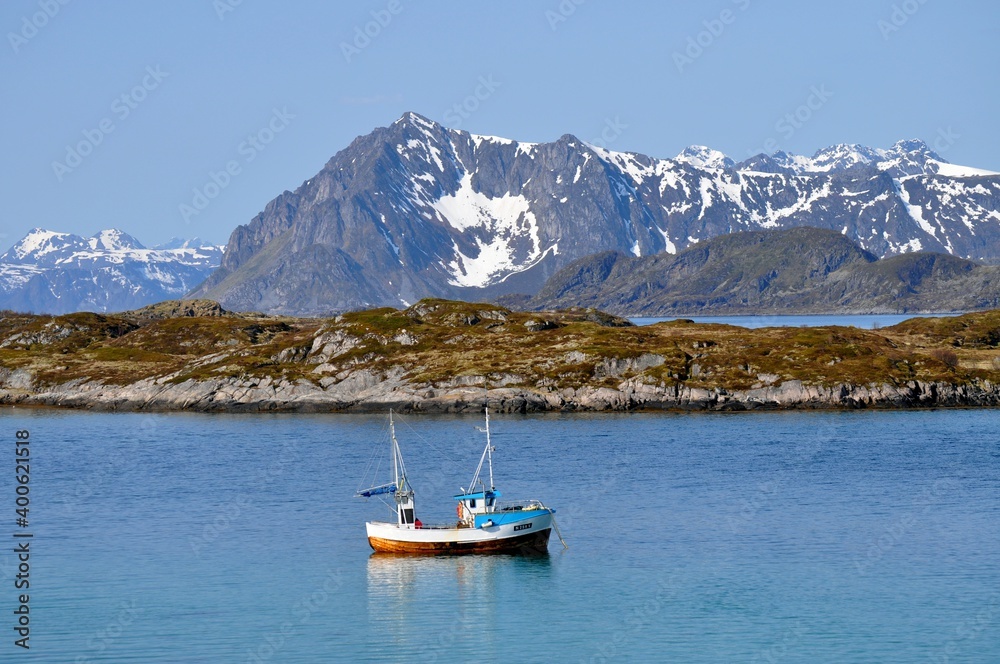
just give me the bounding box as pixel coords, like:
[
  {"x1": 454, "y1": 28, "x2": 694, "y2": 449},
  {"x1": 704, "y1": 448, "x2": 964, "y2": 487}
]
[{"x1": 356, "y1": 408, "x2": 559, "y2": 554}]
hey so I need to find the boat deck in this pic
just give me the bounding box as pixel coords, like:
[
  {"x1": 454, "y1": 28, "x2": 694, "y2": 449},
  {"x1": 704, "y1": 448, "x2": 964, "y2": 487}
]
[{"x1": 371, "y1": 520, "x2": 471, "y2": 530}]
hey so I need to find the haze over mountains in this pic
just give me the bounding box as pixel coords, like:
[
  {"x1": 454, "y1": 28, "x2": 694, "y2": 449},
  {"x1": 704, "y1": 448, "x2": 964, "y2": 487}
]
[
  {"x1": 0, "y1": 229, "x2": 223, "y2": 314},
  {"x1": 190, "y1": 112, "x2": 1000, "y2": 315}
]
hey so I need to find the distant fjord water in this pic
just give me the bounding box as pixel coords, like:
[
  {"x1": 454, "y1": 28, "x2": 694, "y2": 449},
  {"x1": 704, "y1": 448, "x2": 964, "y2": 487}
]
[{"x1": 631, "y1": 313, "x2": 957, "y2": 329}]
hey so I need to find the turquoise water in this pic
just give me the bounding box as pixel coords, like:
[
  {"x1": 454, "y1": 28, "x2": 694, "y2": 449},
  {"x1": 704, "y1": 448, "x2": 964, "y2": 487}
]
[
  {"x1": 630, "y1": 313, "x2": 956, "y2": 329},
  {"x1": 0, "y1": 408, "x2": 998, "y2": 662}
]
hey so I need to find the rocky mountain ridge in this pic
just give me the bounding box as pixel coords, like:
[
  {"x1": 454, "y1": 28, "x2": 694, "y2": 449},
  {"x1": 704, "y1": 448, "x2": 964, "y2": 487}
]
[
  {"x1": 190, "y1": 112, "x2": 1000, "y2": 315},
  {"x1": 512, "y1": 227, "x2": 1000, "y2": 315}
]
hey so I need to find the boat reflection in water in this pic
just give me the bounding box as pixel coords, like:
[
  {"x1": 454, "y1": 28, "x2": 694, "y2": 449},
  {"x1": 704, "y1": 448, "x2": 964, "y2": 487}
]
[{"x1": 365, "y1": 553, "x2": 553, "y2": 658}]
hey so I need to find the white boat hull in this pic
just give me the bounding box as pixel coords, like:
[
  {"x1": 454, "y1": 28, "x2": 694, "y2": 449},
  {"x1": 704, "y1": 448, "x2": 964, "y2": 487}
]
[{"x1": 366, "y1": 511, "x2": 553, "y2": 554}]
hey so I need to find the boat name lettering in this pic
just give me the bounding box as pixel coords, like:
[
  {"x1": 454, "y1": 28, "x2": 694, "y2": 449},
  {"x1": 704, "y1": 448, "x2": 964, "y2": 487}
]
[{"x1": 513, "y1": 523, "x2": 533, "y2": 531}]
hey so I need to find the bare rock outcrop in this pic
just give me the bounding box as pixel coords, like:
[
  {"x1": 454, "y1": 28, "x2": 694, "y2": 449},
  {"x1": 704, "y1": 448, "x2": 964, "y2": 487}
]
[{"x1": 3, "y1": 363, "x2": 999, "y2": 414}]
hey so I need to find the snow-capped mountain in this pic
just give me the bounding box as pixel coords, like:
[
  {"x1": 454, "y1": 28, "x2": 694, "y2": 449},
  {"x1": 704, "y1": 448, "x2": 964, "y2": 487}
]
[
  {"x1": 191, "y1": 112, "x2": 1000, "y2": 315},
  {"x1": 154, "y1": 237, "x2": 210, "y2": 250},
  {"x1": 674, "y1": 145, "x2": 736, "y2": 171},
  {"x1": 0, "y1": 229, "x2": 224, "y2": 314},
  {"x1": 759, "y1": 139, "x2": 988, "y2": 178}
]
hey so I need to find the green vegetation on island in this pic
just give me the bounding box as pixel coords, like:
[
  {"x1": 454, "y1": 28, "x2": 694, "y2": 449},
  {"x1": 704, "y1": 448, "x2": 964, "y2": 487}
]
[{"x1": 2, "y1": 298, "x2": 1000, "y2": 411}]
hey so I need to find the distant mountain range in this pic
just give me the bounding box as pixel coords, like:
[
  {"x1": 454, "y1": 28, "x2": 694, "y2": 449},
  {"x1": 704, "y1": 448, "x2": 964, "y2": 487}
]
[
  {"x1": 189, "y1": 112, "x2": 1000, "y2": 315},
  {"x1": 7, "y1": 113, "x2": 1000, "y2": 317},
  {"x1": 503, "y1": 227, "x2": 1000, "y2": 315},
  {"x1": 0, "y1": 228, "x2": 223, "y2": 314}
]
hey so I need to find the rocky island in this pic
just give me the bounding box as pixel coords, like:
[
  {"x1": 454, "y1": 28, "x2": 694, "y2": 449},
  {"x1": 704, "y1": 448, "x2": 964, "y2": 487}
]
[{"x1": 2, "y1": 298, "x2": 1000, "y2": 413}]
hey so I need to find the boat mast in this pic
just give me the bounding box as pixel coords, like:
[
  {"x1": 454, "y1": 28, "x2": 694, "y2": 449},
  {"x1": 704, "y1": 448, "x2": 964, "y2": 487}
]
[
  {"x1": 354, "y1": 410, "x2": 410, "y2": 507},
  {"x1": 485, "y1": 405, "x2": 494, "y2": 490},
  {"x1": 390, "y1": 411, "x2": 397, "y2": 485},
  {"x1": 468, "y1": 402, "x2": 496, "y2": 493},
  {"x1": 388, "y1": 410, "x2": 416, "y2": 526}
]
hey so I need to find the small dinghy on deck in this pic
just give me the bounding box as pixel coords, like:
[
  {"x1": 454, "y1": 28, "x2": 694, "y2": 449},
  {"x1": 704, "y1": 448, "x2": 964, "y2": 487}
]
[{"x1": 357, "y1": 408, "x2": 556, "y2": 555}]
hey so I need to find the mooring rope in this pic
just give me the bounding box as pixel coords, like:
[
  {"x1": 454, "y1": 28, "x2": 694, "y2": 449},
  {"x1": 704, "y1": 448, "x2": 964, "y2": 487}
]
[{"x1": 551, "y1": 514, "x2": 569, "y2": 549}]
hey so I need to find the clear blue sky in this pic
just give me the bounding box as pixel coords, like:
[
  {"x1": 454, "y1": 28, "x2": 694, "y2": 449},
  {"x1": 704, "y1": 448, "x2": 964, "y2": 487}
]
[{"x1": 2, "y1": 0, "x2": 998, "y2": 248}]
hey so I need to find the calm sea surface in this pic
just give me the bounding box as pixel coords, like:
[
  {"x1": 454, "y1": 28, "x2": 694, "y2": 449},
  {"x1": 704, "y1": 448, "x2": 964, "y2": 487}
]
[
  {"x1": 630, "y1": 314, "x2": 955, "y2": 329},
  {"x1": 1, "y1": 408, "x2": 998, "y2": 662}
]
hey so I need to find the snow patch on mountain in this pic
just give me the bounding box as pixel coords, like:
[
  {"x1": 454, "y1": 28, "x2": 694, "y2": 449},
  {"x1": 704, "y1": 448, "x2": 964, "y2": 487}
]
[
  {"x1": 806, "y1": 143, "x2": 885, "y2": 172},
  {"x1": 675, "y1": 145, "x2": 735, "y2": 171},
  {"x1": 931, "y1": 161, "x2": 1000, "y2": 178},
  {"x1": 431, "y1": 172, "x2": 549, "y2": 287},
  {"x1": 90, "y1": 229, "x2": 144, "y2": 251},
  {"x1": 470, "y1": 133, "x2": 514, "y2": 148},
  {"x1": 6, "y1": 228, "x2": 82, "y2": 262},
  {"x1": 0, "y1": 265, "x2": 43, "y2": 293},
  {"x1": 432, "y1": 173, "x2": 533, "y2": 232},
  {"x1": 893, "y1": 179, "x2": 937, "y2": 239},
  {"x1": 765, "y1": 139, "x2": 954, "y2": 177}
]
